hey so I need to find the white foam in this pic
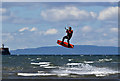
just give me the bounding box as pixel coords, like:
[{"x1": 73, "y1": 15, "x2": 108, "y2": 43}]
[
  {"x1": 43, "y1": 66, "x2": 57, "y2": 69},
  {"x1": 31, "y1": 62, "x2": 51, "y2": 65},
  {"x1": 98, "y1": 58, "x2": 112, "y2": 62},
  {"x1": 66, "y1": 63, "x2": 81, "y2": 66},
  {"x1": 52, "y1": 70, "x2": 69, "y2": 77},
  {"x1": 18, "y1": 73, "x2": 56, "y2": 76},
  {"x1": 37, "y1": 58, "x2": 41, "y2": 60},
  {"x1": 52, "y1": 62, "x2": 119, "y2": 77},
  {"x1": 18, "y1": 72, "x2": 69, "y2": 77},
  {"x1": 33, "y1": 67, "x2": 37, "y2": 68},
  {"x1": 31, "y1": 59, "x2": 35, "y2": 61},
  {"x1": 38, "y1": 71, "x2": 45, "y2": 73},
  {"x1": 84, "y1": 61, "x2": 94, "y2": 64},
  {"x1": 57, "y1": 73, "x2": 69, "y2": 77},
  {"x1": 28, "y1": 58, "x2": 31, "y2": 60},
  {"x1": 23, "y1": 61, "x2": 119, "y2": 77},
  {"x1": 68, "y1": 59, "x2": 73, "y2": 61},
  {"x1": 40, "y1": 64, "x2": 50, "y2": 67}
]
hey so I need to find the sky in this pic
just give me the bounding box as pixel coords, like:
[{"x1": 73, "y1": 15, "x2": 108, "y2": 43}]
[
  {"x1": 1, "y1": 2, "x2": 119, "y2": 50},
  {"x1": 1, "y1": 0, "x2": 119, "y2": 2}
]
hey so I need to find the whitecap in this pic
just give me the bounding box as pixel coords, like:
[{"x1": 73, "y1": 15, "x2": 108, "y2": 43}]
[
  {"x1": 66, "y1": 63, "x2": 81, "y2": 66},
  {"x1": 84, "y1": 61, "x2": 94, "y2": 64},
  {"x1": 38, "y1": 71, "x2": 45, "y2": 73},
  {"x1": 68, "y1": 59, "x2": 73, "y2": 61},
  {"x1": 40, "y1": 64, "x2": 50, "y2": 67},
  {"x1": 31, "y1": 59, "x2": 35, "y2": 61},
  {"x1": 31, "y1": 62, "x2": 51, "y2": 65},
  {"x1": 52, "y1": 62, "x2": 119, "y2": 77},
  {"x1": 37, "y1": 58, "x2": 41, "y2": 60},
  {"x1": 17, "y1": 73, "x2": 56, "y2": 76},
  {"x1": 43, "y1": 66, "x2": 57, "y2": 69},
  {"x1": 57, "y1": 73, "x2": 69, "y2": 77},
  {"x1": 98, "y1": 58, "x2": 112, "y2": 62}
]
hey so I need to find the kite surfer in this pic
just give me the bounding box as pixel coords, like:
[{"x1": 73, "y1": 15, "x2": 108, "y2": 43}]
[{"x1": 61, "y1": 27, "x2": 73, "y2": 47}]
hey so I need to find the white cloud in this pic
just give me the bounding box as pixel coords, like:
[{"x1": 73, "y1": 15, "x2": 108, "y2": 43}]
[
  {"x1": 30, "y1": 27, "x2": 37, "y2": 31},
  {"x1": 19, "y1": 27, "x2": 29, "y2": 32},
  {"x1": 0, "y1": 8, "x2": 7, "y2": 14},
  {"x1": 103, "y1": 33, "x2": 107, "y2": 36},
  {"x1": 19, "y1": 27, "x2": 38, "y2": 32},
  {"x1": 81, "y1": 26, "x2": 92, "y2": 32},
  {"x1": 98, "y1": 7, "x2": 118, "y2": 21},
  {"x1": 2, "y1": 27, "x2": 59, "y2": 49},
  {"x1": 41, "y1": 6, "x2": 97, "y2": 22},
  {"x1": 110, "y1": 28, "x2": 118, "y2": 32},
  {"x1": 18, "y1": 27, "x2": 57, "y2": 35},
  {"x1": 90, "y1": 12, "x2": 97, "y2": 18},
  {"x1": 73, "y1": 24, "x2": 118, "y2": 47},
  {"x1": 45, "y1": 28, "x2": 58, "y2": 35},
  {"x1": 0, "y1": 8, "x2": 11, "y2": 22}
]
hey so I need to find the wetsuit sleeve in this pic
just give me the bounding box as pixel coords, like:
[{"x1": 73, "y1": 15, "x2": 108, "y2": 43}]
[{"x1": 71, "y1": 30, "x2": 73, "y2": 33}]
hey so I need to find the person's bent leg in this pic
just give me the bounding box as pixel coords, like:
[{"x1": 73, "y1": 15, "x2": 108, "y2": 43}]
[
  {"x1": 67, "y1": 37, "x2": 71, "y2": 47},
  {"x1": 61, "y1": 36, "x2": 67, "y2": 44},
  {"x1": 67, "y1": 39, "x2": 71, "y2": 47}
]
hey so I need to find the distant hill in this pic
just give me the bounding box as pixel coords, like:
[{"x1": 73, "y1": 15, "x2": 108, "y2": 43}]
[{"x1": 10, "y1": 45, "x2": 119, "y2": 55}]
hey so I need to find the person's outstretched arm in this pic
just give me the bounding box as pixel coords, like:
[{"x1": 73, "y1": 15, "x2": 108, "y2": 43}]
[{"x1": 65, "y1": 27, "x2": 67, "y2": 30}]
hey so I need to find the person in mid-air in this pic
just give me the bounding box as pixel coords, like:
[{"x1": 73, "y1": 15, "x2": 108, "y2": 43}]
[{"x1": 61, "y1": 27, "x2": 73, "y2": 47}]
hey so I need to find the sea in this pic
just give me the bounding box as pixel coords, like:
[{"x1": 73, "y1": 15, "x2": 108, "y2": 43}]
[{"x1": 2, "y1": 55, "x2": 120, "y2": 79}]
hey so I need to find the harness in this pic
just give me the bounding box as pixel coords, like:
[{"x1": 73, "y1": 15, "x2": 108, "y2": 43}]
[{"x1": 66, "y1": 30, "x2": 73, "y2": 37}]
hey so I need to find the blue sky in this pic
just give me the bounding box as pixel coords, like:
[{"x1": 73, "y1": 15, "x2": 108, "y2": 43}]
[{"x1": 1, "y1": 2, "x2": 118, "y2": 50}]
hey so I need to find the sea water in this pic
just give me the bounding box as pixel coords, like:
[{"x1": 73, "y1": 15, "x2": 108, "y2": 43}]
[{"x1": 2, "y1": 55, "x2": 120, "y2": 79}]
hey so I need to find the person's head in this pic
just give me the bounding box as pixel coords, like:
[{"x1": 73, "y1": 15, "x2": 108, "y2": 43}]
[{"x1": 69, "y1": 27, "x2": 72, "y2": 30}]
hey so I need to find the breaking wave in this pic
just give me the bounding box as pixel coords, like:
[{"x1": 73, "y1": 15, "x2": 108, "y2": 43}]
[
  {"x1": 18, "y1": 61, "x2": 119, "y2": 77},
  {"x1": 53, "y1": 62, "x2": 118, "y2": 77}
]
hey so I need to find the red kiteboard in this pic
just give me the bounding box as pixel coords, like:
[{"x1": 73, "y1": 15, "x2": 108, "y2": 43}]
[{"x1": 57, "y1": 40, "x2": 74, "y2": 48}]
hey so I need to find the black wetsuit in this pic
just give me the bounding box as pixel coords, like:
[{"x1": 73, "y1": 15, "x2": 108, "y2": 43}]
[{"x1": 62, "y1": 29, "x2": 73, "y2": 46}]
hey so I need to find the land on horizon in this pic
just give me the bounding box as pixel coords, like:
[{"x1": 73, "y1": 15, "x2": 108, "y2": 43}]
[{"x1": 10, "y1": 45, "x2": 118, "y2": 55}]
